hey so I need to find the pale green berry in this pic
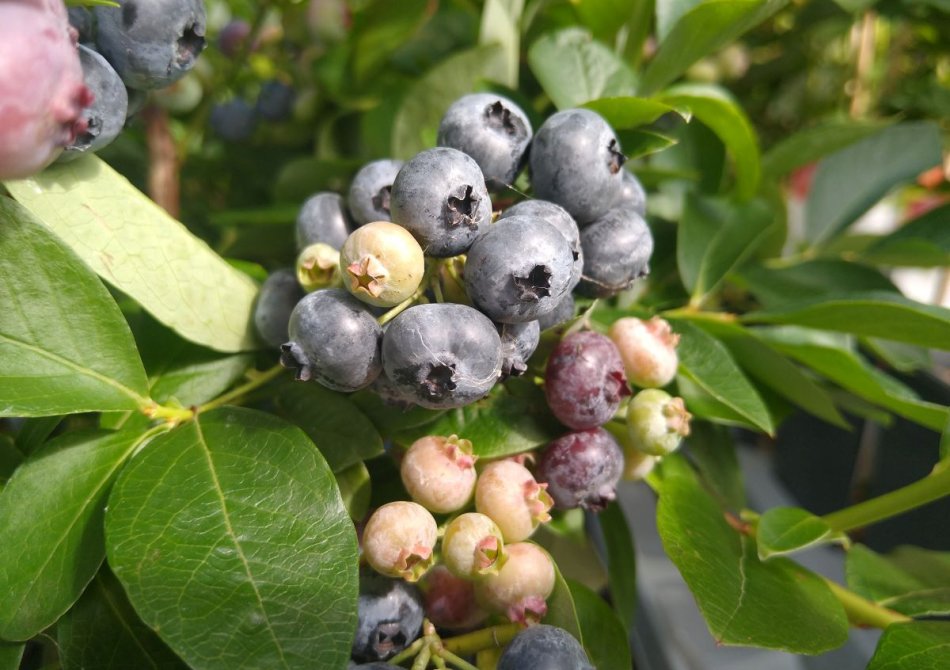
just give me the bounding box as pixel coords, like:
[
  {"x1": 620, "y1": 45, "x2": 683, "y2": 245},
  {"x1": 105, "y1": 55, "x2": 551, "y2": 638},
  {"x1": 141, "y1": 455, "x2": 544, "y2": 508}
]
[
  {"x1": 475, "y1": 460, "x2": 553, "y2": 543},
  {"x1": 442, "y1": 513, "x2": 507, "y2": 579},
  {"x1": 340, "y1": 221, "x2": 424, "y2": 307},
  {"x1": 296, "y1": 242, "x2": 340, "y2": 292},
  {"x1": 362, "y1": 501, "x2": 437, "y2": 582},
  {"x1": 400, "y1": 435, "x2": 478, "y2": 514},
  {"x1": 474, "y1": 542, "x2": 555, "y2": 624},
  {"x1": 627, "y1": 389, "x2": 691, "y2": 456}
]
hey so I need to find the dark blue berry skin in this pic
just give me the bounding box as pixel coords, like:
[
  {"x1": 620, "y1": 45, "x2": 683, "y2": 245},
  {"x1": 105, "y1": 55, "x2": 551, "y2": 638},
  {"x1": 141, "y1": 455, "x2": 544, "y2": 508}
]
[
  {"x1": 253, "y1": 268, "x2": 304, "y2": 349},
  {"x1": 68, "y1": 7, "x2": 95, "y2": 44},
  {"x1": 209, "y1": 99, "x2": 257, "y2": 142},
  {"x1": 347, "y1": 159, "x2": 404, "y2": 226},
  {"x1": 255, "y1": 80, "x2": 296, "y2": 122},
  {"x1": 498, "y1": 624, "x2": 593, "y2": 670},
  {"x1": 281, "y1": 289, "x2": 382, "y2": 392},
  {"x1": 465, "y1": 216, "x2": 574, "y2": 324},
  {"x1": 618, "y1": 170, "x2": 647, "y2": 218},
  {"x1": 382, "y1": 303, "x2": 502, "y2": 409},
  {"x1": 437, "y1": 93, "x2": 532, "y2": 190},
  {"x1": 499, "y1": 320, "x2": 540, "y2": 378},
  {"x1": 95, "y1": 0, "x2": 206, "y2": 90},
  {"x1": 529, "y1": 108, "x2": 626, "y2": 225},
  {"x1": 536, "y1": 428, "x2": 624, "y2": 510},
  {"x1": 390, "y1": 148, "x2": 492, "y2": 257},
  {"x1": 538, "y1": 293, "x2": 575, "y2": 331},
  {"x1": 295, "y1": 192, "x2": 352, "y2": 251},
  {"x1": 501, "y1": 200, "x2": 583, "y2": 289},
  {"x1": 352, "y1": 571, "x2": 424, "y2": 663},
  {"x1": 578, "y1": 207, "x2": 652, "y2": 298},
  {"x1": 59, "y1": 45, "x2": 129, "y2": 162}
]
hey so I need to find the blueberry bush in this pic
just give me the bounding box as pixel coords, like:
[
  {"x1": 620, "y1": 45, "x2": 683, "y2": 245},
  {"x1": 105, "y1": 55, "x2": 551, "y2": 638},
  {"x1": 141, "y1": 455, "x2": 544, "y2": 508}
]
[{"x1": 1, "y1": 0, "x2": 949, "y2": 669}]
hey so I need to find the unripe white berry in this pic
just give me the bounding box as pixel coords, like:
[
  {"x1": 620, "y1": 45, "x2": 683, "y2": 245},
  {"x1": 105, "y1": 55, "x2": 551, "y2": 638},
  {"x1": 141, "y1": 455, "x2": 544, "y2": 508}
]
[
  {"x1": 475, "y1": 460, "x2": 553, "y2": 542},
  {"x1": 362, "y1": 501, "x2": 437, "y2": 581},
  {"x1": 608, "y1": 316, "x2": 680, "y2": 388},
  {"x1": 442, "y1": 512, "x2": 507, "y2": 579},
  {"x1": 627, "y1": 389, "x2": 691, "y2": 456},
  {"x1": 474, "y1": 542, "x2": 555, "y2": 624},
  {"x1": 400, "y1": 435, "x2": 478, "y2": 513}
]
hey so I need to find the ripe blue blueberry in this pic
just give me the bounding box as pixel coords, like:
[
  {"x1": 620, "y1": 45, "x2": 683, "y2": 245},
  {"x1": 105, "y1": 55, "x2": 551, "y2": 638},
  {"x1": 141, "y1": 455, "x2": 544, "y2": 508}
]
[
  {"x1": 59, "y1": 45, "x2": 129, "y2": 162},
  {"x1": 579, "y1": 207, "x2": 653, "y2": 298},
  {"x1": 536, "y1": 427, "x2": 624, "y2": 511},
  {"x1": 209, "y1": 99, "x2": 257, "y2": 142},
  {"x1": 499, "y1": 320, "x2": 540, "y2": 378},
  {"x1": 95, "y1": 0, "x2": 206, "y2": 90},
  {"x1": 347, "y1": 159, "x2": 404, "y2": 226},
  {"x1": 501, "y1": 200, "x2": 583, "y2": 289},
  {"x1": 296, "y1": 192, "x2": 353, "y2": 251},
  {"x1": 382, "y1": 303, "x2": 502, "y2": 409},
  {"x1": 390, "y1": 147, "x2": 492, "y2": 257},
  {"x1": 465, "y1": 216, "x2": 574, "y2": 324},
  {"x1": 253, "y1": 268, "x2": 304, "y2": 349},
  {"x1": 255, "y1": 79, "x2": 296, "y2": 122},
  {"x1": 537, "y1": 293, "x2": 575, "y2": 331},
  {"x1": 437, "y1": 93, "x2": 532, "y2": 189},
  {"x1": 619, "y1": 169, "x2": 647, "y2": 218},
  {"x1": 281, "y1": 288, "x2": 382, "y2": 391},
  {"x1": 497, "y1": 624, "x2": 593, "y2": 670},
  {"x1": 529, "y1": 108, "x2": 626, "y2": 224},
  {"x1": 352, "y1": 570, "x2": 424, "y2": 663}
]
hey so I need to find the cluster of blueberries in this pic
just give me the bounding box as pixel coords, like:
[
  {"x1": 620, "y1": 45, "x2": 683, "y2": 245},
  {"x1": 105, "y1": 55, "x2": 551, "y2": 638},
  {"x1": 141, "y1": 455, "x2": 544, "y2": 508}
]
[
  {"x1": 254, "y1": 93, "x2": 694, "y2": 668},
  {"x1": 64, "y1": 0, "x2": 207, "y2": 160}
]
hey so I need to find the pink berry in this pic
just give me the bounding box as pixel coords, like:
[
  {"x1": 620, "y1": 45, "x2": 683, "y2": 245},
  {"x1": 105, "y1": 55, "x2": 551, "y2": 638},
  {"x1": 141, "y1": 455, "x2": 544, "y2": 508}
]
[
  {"x1": 475, "y1": 460, "x2": 553, "y2": 542},
  {"x1": 544, "y1": 331, "x2": 630, "y2": 430},
  {"x1": 608, "y1": 316, "x2": 680, "y2": 388},
  {"x1": 0, "y1": 0, "x2": 92, "y2": 179},
  {"x1": 535, "y1": 428, "x2": 624, "y2": 511},
  {"x1": 362, "y1": 501, "x2": 437, "y2": 582},
  {"x1": 474, "y1": 542, "x2": 555, "y2": 624},
  {"x1": 422, "y1": 565, "x2": 488, "y2": 631},
  {"x1": 400, "y1": 435, "x2": 478, "y2": 514},
  {"x1": 442, "y1": 512, "x2": 507, "y2": 579}
]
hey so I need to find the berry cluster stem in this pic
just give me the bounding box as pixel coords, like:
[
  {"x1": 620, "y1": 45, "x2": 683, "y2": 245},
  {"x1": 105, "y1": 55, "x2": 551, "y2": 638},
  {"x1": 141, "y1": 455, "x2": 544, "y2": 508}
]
[
  {"x1": 823, "y1": 578, "x2": 910, "y2": 629},
  {"x1": 377, "y1": 287, "x2": 426, "y2": 326},
  {"x1": 390, "y1": 621, "x2": 519, "y2": 670}
]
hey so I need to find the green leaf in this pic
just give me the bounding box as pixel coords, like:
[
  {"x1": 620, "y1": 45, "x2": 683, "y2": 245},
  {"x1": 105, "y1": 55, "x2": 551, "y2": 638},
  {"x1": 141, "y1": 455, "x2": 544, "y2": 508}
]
[
  {"x1": 639, "y1": 0, "x2": 788, "y2": 94},
  {"x1": 414, "y1": 382, "x2": 563, "y2": 458},
  {"x1": 349, "y1": 0, "x2": 432, "y2": 84},
  {"x1": 758, "y1": 326, "x2": 949, "y2": 431},
  {"x1": 867, "y1": 621, "x2": 950, "y2": 670},
  {"x1": 847, "y1": 545, "x2": 950, "y2": 617},
  {"x1": 573, "y1": 0, "x2": 640, "y2": 43},
  {"x1": 0, "y1": 643, "x2": 23, "y2": 670},
  {"x1": 599, "y1": 502, "x2": 637, "y2": 629},
  {"x1": 0, "y1": 427, "x2": 154, "y2": 640},
  {"x1": 685, "y1": 422, "x2": 746, "y2": 509},
  {"x1": 672, "y1": 320, "x2": 774, "y2": 434},
  {"x1": 805, "y1": 122, "x2": 943, "y2": 245},
  {"x1": 545, "y1": 561, "x2": 584, "y2": 644},
  {"x1": 527, "y1": 28, "x2": 637, "y2": 109},
  {"x1": 582, "y1": 97, "x2": 683, "y2": 129},
  {"x1": 350, "y1": 390, "x2": 446, "y2": 437},
  {"x1": 0, "y1": 197, "x2": 149, "y2": 416},
  {"x1": 677, "y1": 194, "x2": 775, "y2": 300},
  {"x1": 656, "y1": 458, "x2": 849, "y2": 652},
  {"x1": 941, "y1": 418, "x2": 949, "y2": 461},
  {"x1": 739, "y1": 260, "x2": 898, "y2": 308},
  {"x1": 618, "y1": 130, "x2": 679, "y2": 160},
  {"x1": 567, "y1": 579, "x2": 633, "y2": 670},
  {"x1": 744, "y1": 291, "x2": 950, "y2": 350},
  {"x1": 757, "y1": 507, "x2": 847, "y2": 560},
  {"x1": 5, "y1": 157, "x2": 259, "y2": 353},
  {"x1": 0, "y1": 436, "x2": 23, "y2": 489},
  {"x1": 656, "y1": 0, "x2": 703, "y2": 41},
  {"x1": 335, "y1": 461, "x2": 372, "y2": 522},
  {"x1": 761, "y1": 120, "x2": 890, "y2": 179},
  {"x1": 106, "y1": 407, "x2": 358, "y2": 670},
  {"x1": 15, "y1": 416, "x2": 61, "y2": 455},
  {"x1": 274, "y1": 381, "x2": 384, "y2": 472},
  {"x1": 392, "y1": 45, "x2": 508, "y2": 158},
  {"x1": 677, "y1": 375, "x2": 770, "y2": 431},
  {"x1": 58, "y1": 568, "x2": 188, "y2": 670},
  {"x1": 862, "y1": 338, "x2": 932, "y2": 374},
  {"x1": 658, "y1": 84, "x2": 760, "y2": 198},
  {"x1": 479, "y1": 0, "x2": 524, "y2": 88},
  {"x1": 862, "y1": 203, "x2": 950, "y2": 268}
]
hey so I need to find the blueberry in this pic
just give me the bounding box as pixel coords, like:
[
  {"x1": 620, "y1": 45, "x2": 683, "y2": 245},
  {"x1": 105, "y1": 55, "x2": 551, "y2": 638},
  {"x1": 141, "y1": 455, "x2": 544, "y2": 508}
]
[
  {"x1": 280, "y1": 288, "x2": 382, "y2": 391},
  {"x1": 497, "y1": 624, "x2": 593, "y2": 670},
  {"x1": 347, "y1": 159, "x2": 404, "y2": 226},
  {"x1": 352, "y1": 570, "x2": 424, "y2": 663},
  {"x1": 390, "y1": 147, "x2": 492, "y2": 257},
  {"x1": 255, "y1": 79, "x2": 296, "y2": 122},
  {"x1": 295, "y1": 192, "x2": 352, "y2": 251},
  {"x1": 498, "y1": 320, "x2": 540, "y2": 378},
  {"x1": 209, "y1": 99, "x2": 257, "y2": 142},
  {"x1": 465, "y1": 216, "x2": 574, "y2": 324},
  {"x1": 68, "y1": 7, "x2": 95, "y2": 44},
  {"x1": 537, "y1": 293, "x2": 575, "y2": 331},
  {"x1": 217, "y1": 19, "x2": 250, "y2": 58},
  {"x1": 619, "y1": 169, "x2": 647, "y2": 218},
  {"x1": 437, "y1": 93, "x2": 532, "y2": 189},
  {"x1": 529, "y1": 108, "x2": 626, "y2": 224},
  {"x1": 501, "y1": 200, "x2": 583, "y2": 289},
  {"x1": 578, "y1": 207, "x2": 652, "y2": 298},
  {"x1": 253, "y1": 268, "x2": 304, "y2": 349},
  {"x1": 95, "y1": 0, "x2": 206, "y2": 90},
  {"x1": 59, "y1": 45, "x2": 129, "y2": 162},
  {"x1": 536, "y1": 427, "x2": 624, "y2": 511},
  {"x1": 382, "y1": 303, "x2": 502, "y2": 409}
]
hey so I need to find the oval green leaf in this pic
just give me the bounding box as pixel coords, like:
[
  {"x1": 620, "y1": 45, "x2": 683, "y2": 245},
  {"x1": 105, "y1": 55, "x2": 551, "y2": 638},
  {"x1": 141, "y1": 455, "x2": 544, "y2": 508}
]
[
  {"x1": 567, "y1": 579, "x2": 632, "y2": 670},
  {"x1": 757, "y1": 507, "x2": 847, "y2": 560},
  {"x1": 862, "y1": 202, "x2": 950, "y2": 268},
  {"x1": 599, "y1": 502, "x2": 637, "y2": 629},
  {"x1": 847, "y1": 545, "x2": 950, "y2": 618},
  {"x1": 105, "y1": 408, "x2": 358, "y2": 670},
  {"x1": 0, "y1": 428, "x2": 155, "y2": 640},
  {"x1": 657, "y1": 459, "x2": 849, "y2": 652},
  {"x1": 582, "y1": 96, "x2": 683, "y2": 129},
  {"x1": 738, "y1": 260, "x2": 898, "y2": 308},
  {"x1": 761, "y1": 120, "x2": 890, "y2": 179},
  {"x1": 0, "y1": 197, "x2": 149, "y2": 416},
  {"x1": 867, "y1": 622, "x2": 950, "y2": 670},
  {"x1": 5, "y1": 157, "x2": 259, "y2": 353}
]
